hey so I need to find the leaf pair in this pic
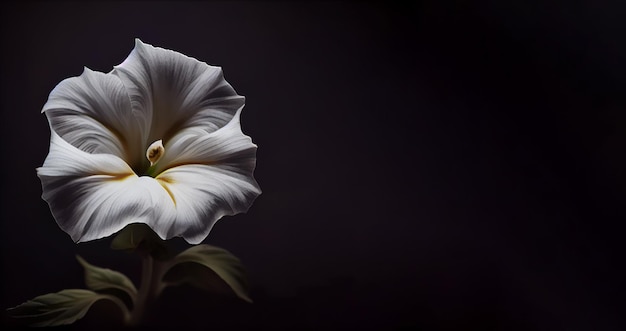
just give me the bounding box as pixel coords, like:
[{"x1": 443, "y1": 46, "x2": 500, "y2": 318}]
[{"x1": 7, "y1": 236, "x2": 252, "y2": 326}]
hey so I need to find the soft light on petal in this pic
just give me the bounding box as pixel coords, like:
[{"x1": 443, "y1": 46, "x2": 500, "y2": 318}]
[
  {"x1": 112, "y1": 39, "x2": 244, "y2": 147},
  {"x1": 37, "y1": 131, "x2": 177, "y2": 242},
  {"x1": 157, "y1": 164, "x2": 261, "y2": 244},
  {"x1": 152, "y1": 109, "x2": 261, "y2": 244},
  {"x1": 154, "y1": 109, "x2": 256, "y2": 175},
  {"x1": 42, "y1": 68, "x2": 144, "y2": 169}
]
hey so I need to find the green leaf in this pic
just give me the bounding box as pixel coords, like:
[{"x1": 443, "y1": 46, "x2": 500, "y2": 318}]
[
  {"x1": 162, "y1": 245, "x2": 252, "y2": 303},
  {"x1": 76, "y1": 255, "x2": 137, "y2": 303},
  {"x1": 110, "y1": 223, "x2": 170, "y2": 259},
  {"x1": 6, "y1": 289, "x2": 126, "y2": 327}
]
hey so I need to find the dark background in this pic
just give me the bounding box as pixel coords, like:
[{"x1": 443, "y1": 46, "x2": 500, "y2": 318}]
[{"x1": 1, "y1": 1, "x2": 625, "y2": 330}]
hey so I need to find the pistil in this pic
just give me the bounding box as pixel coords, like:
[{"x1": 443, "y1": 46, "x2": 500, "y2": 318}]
[{"x1": 145, "y1": 140, "x2": 164, "y2": 177}]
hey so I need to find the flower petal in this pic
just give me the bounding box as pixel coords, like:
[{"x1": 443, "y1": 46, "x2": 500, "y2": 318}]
[
  {"x1": 112, "y1": 39, "x2": 244, "y2": 147},
  {"x1": 154, "y1": 109, "x2": 255, "y2": 173},
  {"x1": 37, "y1": 131, "x2": 177, "y2": 243},
  {"x1": 156, "y1": 163, "x2": 261, "y2": 244},
  {"x1": 148, "y1": 109, "x2": 260, "y2": 244},
  {"x1": 42, "y1": 67, "x2": 144, "y2": 169}
]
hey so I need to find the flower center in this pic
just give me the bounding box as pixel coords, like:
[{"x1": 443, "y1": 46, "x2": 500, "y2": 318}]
[{"x1": 146, "y1": 139, "x2": 164, "y2": 166}]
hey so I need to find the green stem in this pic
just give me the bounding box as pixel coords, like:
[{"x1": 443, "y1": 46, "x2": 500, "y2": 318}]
[{"x1": 127, "y1": 254, "x2": 156, "y2": 326}]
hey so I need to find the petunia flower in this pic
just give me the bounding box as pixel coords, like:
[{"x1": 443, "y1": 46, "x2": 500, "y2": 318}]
[{"x1": 36, "y1": 39, "x2": 261, "y2": 244}]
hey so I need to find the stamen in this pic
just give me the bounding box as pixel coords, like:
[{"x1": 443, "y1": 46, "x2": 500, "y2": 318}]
[{"x1": 146, "y1": 140, "x2": 164, "y2": 166}]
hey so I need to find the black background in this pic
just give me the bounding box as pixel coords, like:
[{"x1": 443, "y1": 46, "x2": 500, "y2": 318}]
[{"x1": 1, "y1": 1, "x2": 625, "y2": 330}]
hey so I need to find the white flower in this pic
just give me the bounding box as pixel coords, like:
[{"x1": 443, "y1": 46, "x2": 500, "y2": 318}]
[{"x1": 36, "y1": 39, "x2": 261, "y2": 244}]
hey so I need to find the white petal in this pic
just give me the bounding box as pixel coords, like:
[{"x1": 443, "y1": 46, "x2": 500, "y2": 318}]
[
  {"x1": 152, "y1": 110, "x2": 261, "y2": 244},
  {"x1": 112, "y1": 39, "x2": 244, "y2": 147},
  {"x1": 154, "y1": 109, "x2": 255, "y2": 174},
  {"x1": 156, "y1": 163, "x2": 261, "y2": 244},
  {"x1": 148, "y1": 109, "x2": 260, "y2": 243},
  {"x1": 43, "y1": 68, "x2": 144, "y2": 168},
  {"x1": 37, "y1": 131, "x2": 177, "y2": 242}
]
